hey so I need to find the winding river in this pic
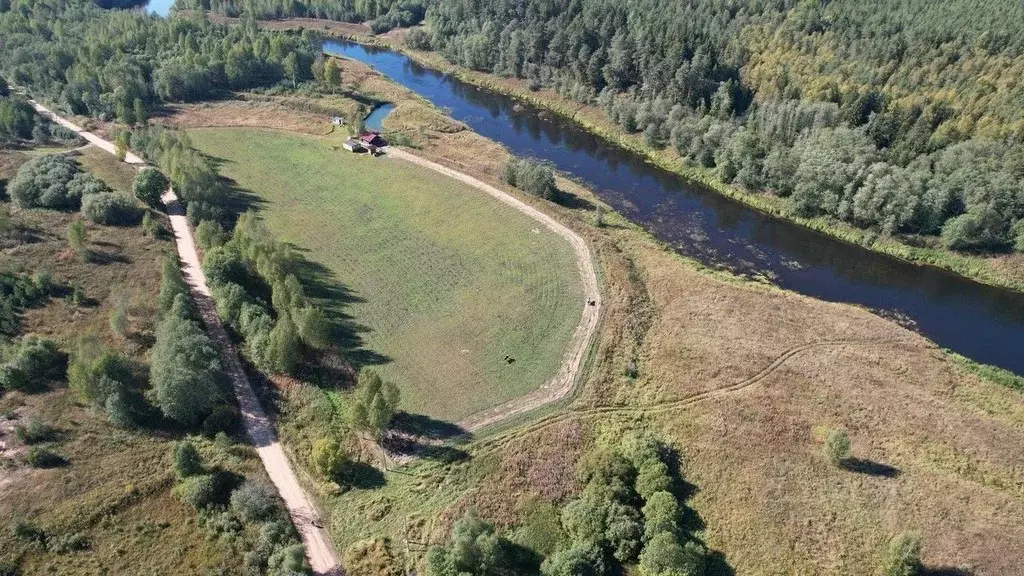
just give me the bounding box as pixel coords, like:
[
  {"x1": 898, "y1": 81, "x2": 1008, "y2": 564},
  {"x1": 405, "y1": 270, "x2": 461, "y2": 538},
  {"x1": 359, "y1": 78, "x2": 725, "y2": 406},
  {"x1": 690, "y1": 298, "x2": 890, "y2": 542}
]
[{"x1": 323, "y1": 39, "x2": 1024, "y2": 376}]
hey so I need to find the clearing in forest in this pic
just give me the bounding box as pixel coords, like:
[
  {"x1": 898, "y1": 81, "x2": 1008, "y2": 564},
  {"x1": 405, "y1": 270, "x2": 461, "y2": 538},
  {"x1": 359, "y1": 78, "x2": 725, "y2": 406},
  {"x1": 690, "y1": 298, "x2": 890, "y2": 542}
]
[{"x1": 188, "y1": 128, "x2": 584, "y2": 422}]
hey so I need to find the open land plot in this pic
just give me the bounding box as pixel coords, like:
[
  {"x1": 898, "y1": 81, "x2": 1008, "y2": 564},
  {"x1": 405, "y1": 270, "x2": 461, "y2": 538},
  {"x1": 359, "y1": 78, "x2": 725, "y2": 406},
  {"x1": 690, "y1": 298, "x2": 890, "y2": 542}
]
[{"x1": 188, "y1": 127, "x2": 585, "y2": 422}]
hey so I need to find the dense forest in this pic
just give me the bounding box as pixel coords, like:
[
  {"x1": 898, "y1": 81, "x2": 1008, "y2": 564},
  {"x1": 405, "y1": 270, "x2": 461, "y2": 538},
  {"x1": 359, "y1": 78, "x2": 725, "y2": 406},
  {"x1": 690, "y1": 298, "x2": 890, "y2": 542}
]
[
  {"x1": 0, "y1": 0, "x2": 318, "y2": 123},
  {"x1": 417, "y1": 0, "x2": 1024, "y2": 252},
  {"x1": 174, "y1": 0, "x2": 426, "y2": 32}
]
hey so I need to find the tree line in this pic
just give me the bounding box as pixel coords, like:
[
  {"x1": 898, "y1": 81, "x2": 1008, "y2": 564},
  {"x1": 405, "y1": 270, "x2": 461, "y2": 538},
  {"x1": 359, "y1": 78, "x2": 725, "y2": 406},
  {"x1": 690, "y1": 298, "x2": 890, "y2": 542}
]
[
  {"x1": 174, "y1": 0, "x2": 426, "y2": 33},
  {"x1": 418, "y1": 0, "x2": 1024, "y2": 253},
  {"x1": 0, "y1": 0, "x2": 318, "y2": 124}
]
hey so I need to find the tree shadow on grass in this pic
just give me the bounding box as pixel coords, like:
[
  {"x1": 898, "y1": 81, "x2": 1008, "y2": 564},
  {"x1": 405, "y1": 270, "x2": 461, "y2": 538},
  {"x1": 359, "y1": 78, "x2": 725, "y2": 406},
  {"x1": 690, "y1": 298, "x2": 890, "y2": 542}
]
[
  {"x1": 385, "y1": 412, "x2": 472, "y2": 463},
  {"x1": 921, "y1": 567, "x2": 973, "y2": 576},
  {"x1": 291, "y1": 256, "x2": 390, "y2": 369},
  {"x1": 660, "y1": 442, "x2": 735, "y2": 575},
  {"x1": 840, "y1": 457, "x2": 901, "y2": 478},
  {"x1": 345, "y1": 461, "x2": 387, "y2": 489}
]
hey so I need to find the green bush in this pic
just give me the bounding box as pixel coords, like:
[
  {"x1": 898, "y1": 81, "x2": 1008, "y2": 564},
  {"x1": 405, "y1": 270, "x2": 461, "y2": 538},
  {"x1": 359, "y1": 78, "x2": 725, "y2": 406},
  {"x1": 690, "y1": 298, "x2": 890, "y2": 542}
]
[
  {"x1": 310, "y1": 437, "x2": 351, "y2": 482},
  {"x1": 8, "y1": 155, "x2": 82, "y2": 210},
  {"x1": 26, "y1": 445, "x2": 65, "y2": 468},
  {"x1": 80, "y1": 192, "x2": 143, "y2": 225},
  {"x1": 539, "y1": 542, "x2": 606, "y2": 576},
  {"x1": 186, "y1": 200, "x2": 225, "y2": 227},
  {"x1": 426, "y1": 513, "x2": 514, "y2": 576},
  {"x1": 641, "y1": 491, "x2": 680, "y2": 541},
  {"x1": 202, "y1": 404, "x2": 239, "y2": 436},
  {"x1": 637, "y1": 532, "x2": 705, "y2": 576},
  {"x1": 14, "y1": 416, "x2": 56, "y2": 444},
  {"x1": 67, "y1": 339, "x2": 132, "y2": 407},
  {"x1": 883, "y1": 533, "x2": 922, "y2": 576},
  {"x1": 195, "y1": 219, "x2": 228, "y2": 251},
  {"x1": 824, "y1": 428, "x2": 851, "y2": 465},
  {"x1": 230, "y1": 481, "x2": 279, "y2": 523},
  {"x1": 172, "y1": 440, "x2": 203, "y2": 478},
  {"x1": 502, "y1": 157, "x2": 560, "y2": 201},
  {"x1": 132, "y1": 168, "x2": 168, "y2": 206}
]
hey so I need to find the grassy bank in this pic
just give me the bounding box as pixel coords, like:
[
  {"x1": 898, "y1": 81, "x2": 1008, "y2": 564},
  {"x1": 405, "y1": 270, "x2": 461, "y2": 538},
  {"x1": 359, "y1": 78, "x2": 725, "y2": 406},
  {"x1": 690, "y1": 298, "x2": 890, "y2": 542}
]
[
  {"x1": 328, "y1": 30, "x2": 1024, "y2": 294},
  {"x1": 188, "y1": 127, "x2": 584, "y2": 422}
]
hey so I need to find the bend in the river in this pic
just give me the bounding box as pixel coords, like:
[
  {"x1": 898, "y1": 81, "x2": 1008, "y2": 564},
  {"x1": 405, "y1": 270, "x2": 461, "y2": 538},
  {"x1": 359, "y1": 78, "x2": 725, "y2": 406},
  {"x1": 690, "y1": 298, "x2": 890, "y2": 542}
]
[{"x1": 324, "y1": 39, "x2": 1024, "y2": 376}]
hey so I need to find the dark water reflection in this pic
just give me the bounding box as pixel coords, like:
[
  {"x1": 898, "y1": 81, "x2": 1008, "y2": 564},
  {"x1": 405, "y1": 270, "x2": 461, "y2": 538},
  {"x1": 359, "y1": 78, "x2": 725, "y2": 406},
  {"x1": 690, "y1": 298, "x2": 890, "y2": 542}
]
[{"x1": 324, "y1": 39, "x2": 1024, "y2": 375}]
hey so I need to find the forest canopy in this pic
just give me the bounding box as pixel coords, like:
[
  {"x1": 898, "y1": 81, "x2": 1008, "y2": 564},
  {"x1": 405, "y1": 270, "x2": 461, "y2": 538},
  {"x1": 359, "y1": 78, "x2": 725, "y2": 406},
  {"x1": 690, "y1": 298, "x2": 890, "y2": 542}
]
[
  {"x1": 420, "y1": 0, "x2": 1024, "y2": 252},
  {"x1": 0, "y1": 0, "x2": 318, "y2": 123}
]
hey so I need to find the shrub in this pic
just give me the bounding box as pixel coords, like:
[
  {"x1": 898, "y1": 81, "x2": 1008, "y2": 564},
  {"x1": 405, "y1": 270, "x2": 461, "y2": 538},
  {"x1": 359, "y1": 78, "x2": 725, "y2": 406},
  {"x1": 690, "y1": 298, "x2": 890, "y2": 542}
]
[
  {"x1": 230, "y1": 481, "x2": 279, "y2": 523},
  {"x1": 503, "y1": 157, "x2": 559, "y2": 201},
  {"x1": 213, "y1": 282, "x2": 250, "y2": 327},
  {"x1": 150, "y1": 296, "x2": 224, "y2": 427},
  {"x1": 637, "y1": 532, "x2": 705, "y2": 576},
  {"x1": 539, "y1": 542, "x2": 606, "y2": 576},
  {"x1": 641, "y1": 491, "x2": 680, "y2": 541},
  {"x1": 8, "y1": 154, "x2": 81, "y2": 210},
  {"x1": 132, "y1": 168, "x2": 168, "y2": 206},
  {"x1": 0, "y1": 364, "x2": 29, "y2": 393},
  {"x1": 202, "y1": 404, "x2": 239, "y2": 436},
  {"x1": 80, "y1": 192, "x2": 143, "y2": 225},
  {"x1": 11, "y1": 520, "x2": 45, "y2": 543},
  {"x1": 67, "y1": 220, "x2": 87, "y2": 256},
  {"x1": 883, "y1": 533, "x2": 922, "y2": 576},
  {"x1": 48, "y1": 532, "x2": 89, "y2": 554},
  {"x1": 67, "y1": 340, "x2": 132, "y2": 407},
  {"x1": 186, "y1": 200, "x2": 225, "y2": 226},
  {"x1": 350, "y1": 369, "x2": 401, "y2": 440},
  {"x1": 310, "y1": 437, "x2": 350, "y2": 482},
  {"x1": 14, "y1": 416, "x2": 56, "y2": 444},
  {"x1": 195, "y1": 219, "x2": 228, "y2": 251},
  {"x1": 824, "y1": 428, "x2": 851, "y2": 465},
  {"x1": 173, "y1": 474, "x2": 219, "y2": 509},
  {"x1": 173, "y1": 440, "x2": 203, "y2": 477},
  {"x1": 105, "y1": 390, "x2": 138, "y2": 428},
  {"x1": 26, "y1": 445, "x2": 65, "y2": 468},
  {"x1": 66, "y1": 172, "x2": 109, "y2": 199},
  {"x1": 267, "y1": 543, "x2": 309, "y2": 575},
  {"x1": 202, "y1": 246, "x2": 248, "y2": 287},
  {"x1": 426, "y1": 513, "x2": 514, "y2": 576}
]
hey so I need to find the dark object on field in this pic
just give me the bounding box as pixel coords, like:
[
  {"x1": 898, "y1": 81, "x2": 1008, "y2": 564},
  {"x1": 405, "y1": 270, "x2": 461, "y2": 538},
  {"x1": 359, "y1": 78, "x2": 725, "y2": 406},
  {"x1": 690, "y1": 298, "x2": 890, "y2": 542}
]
[
  {"x1": 588, "y1": 299, "x2": 596, "y2": 306},
  {"x1": 504, "y1": 355, "x2": 515, "y2": 364}
]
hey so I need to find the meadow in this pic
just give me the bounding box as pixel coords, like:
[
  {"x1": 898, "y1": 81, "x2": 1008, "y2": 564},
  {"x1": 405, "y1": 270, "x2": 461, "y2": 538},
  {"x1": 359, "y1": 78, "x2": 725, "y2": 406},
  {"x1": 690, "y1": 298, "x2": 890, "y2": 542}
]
[{"x1": 187, "y1": 128, "x2": 585, "y2": 422}]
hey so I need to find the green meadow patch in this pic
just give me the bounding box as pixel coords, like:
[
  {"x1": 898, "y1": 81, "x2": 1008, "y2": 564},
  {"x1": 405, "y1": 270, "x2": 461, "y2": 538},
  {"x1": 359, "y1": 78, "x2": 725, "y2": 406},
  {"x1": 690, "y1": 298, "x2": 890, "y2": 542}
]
[{"x1": 189, "y1": 128, "x2": 584, "y2": 422}]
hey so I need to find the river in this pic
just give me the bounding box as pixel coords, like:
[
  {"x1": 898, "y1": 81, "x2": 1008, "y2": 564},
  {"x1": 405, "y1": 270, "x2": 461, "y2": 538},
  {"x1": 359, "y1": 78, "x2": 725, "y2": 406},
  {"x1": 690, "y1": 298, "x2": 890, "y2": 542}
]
[{"x1": 323, "y1": 39, "x2": 1024, "y2": 375}]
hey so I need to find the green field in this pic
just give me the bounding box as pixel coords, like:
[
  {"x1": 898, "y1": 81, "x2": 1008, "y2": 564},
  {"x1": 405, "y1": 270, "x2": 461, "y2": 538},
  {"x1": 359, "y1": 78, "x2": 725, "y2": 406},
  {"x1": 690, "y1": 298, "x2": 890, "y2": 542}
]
[{"x1": 189, "y1": 128, "x2": 584, "y2": 422}]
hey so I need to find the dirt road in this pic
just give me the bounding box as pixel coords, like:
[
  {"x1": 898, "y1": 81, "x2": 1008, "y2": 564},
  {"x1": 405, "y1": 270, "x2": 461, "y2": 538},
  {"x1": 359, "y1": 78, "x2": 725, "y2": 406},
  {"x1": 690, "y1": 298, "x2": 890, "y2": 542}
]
[
  {"x1": 28, "y1": 101, "x2": 342, "y2": 575},
  {"x1": 386, "y1": 148, "x2": 602, "y2": 433}
]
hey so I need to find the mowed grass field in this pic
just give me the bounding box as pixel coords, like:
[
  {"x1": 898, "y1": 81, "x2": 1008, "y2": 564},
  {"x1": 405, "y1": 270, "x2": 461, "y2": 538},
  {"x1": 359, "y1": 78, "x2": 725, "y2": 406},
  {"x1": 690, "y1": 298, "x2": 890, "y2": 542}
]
[{"x1": 188, "y1": 128, "x2": 584, "y2": 422}]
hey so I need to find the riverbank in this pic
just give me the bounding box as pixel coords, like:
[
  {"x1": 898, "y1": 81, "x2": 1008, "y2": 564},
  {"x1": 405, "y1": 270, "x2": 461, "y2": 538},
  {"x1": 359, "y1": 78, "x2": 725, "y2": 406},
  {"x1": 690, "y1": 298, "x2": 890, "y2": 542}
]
[{"x1": 322, "y1": 27, "x2": 1024, "y2": 294}]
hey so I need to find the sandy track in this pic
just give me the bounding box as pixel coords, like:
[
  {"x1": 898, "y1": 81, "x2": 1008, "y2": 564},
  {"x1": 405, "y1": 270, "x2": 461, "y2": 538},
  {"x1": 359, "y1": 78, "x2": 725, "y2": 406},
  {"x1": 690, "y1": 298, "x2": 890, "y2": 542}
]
[
  {"x1": 28, "y1": 101, "x2": 342, "y2": 575},
  {"x1": 386, "y1": 148, "x2": 602, "y2": 433}
]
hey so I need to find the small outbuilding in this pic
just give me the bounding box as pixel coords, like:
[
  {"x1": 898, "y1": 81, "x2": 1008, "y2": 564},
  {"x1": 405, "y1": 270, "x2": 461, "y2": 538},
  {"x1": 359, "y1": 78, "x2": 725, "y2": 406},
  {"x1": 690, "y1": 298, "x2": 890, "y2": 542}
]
[
  {"x1": 331, "y1": 116, "x2": 345, "y2": 126},
  {"x1": 343, "y1": 138, "x2": 364, "y2": 152}
]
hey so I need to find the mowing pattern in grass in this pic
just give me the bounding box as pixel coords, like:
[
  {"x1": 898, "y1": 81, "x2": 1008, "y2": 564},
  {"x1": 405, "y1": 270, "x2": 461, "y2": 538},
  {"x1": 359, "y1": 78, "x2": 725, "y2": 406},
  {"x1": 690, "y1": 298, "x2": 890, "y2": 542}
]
[{"x1": 189, "y1": 128, "x2": 584, "y2": 421}]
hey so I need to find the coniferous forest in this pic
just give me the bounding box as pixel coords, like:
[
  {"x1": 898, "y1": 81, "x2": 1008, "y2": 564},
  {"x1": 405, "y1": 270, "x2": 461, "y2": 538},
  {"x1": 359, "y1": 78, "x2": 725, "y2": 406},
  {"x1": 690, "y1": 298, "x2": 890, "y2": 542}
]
[{"x1": 416, "y1": 0, "x2": 1024, "y2": 252}]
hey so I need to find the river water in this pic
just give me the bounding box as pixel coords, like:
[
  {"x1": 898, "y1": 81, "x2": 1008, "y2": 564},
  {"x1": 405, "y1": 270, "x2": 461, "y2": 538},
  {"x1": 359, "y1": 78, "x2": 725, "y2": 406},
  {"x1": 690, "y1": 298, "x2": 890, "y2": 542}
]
[{"x1": 323, "y1": 39, "x2": 1024, "y2": 375}]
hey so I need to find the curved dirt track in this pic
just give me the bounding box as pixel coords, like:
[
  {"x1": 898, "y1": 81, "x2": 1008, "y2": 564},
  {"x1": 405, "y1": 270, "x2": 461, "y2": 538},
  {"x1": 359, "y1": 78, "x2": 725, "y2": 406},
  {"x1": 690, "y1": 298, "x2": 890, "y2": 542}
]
[
  {"x1": 28, "y1": 101, "x2": 342, "y2": 575},
  {"x1": 386, "y1": 148, "x2": 602, "y2": 433},
  {"x1": 471, "y1": 337, "x2": 914, "y2": 455}
]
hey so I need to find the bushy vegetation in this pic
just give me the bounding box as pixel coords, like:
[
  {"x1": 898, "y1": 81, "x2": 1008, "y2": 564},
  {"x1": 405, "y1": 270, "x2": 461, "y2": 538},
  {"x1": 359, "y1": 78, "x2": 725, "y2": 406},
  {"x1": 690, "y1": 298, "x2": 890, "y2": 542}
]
[
  {"x1": 7, "y1": 153, "x2": 144, "y2": 224},
  {"x1": 0, "y1": 272, "x2": 53, "y2": 336},
  {"x1": 204, "y1": 211, "x2": 330, "y2": 376},
  {"x1": 503, "y1": 157, "x2": 559, "y2": 202},
  {"x1": 0, "y1": 0, "x2": 318, "y2": 123},
  {"x1": 132, "y1": 167, "x2": 168, "y2": 206},
  {"x1": 423, "y1": 0, "x2": 1024, "y2": 253},
  {"x1": 824, "y1": 428, "x2": 852, "y2": 466},
  {"x1": 0, "y1": 336, "x2": 66, "y2": 393},
  {"x1": 175, "y1": 0, "x2": 425, "y2": 32},
  {"x1": 426, "y1": 432, "x2": 707, "y2": 576},
  {"x1": 883, "y1": 533, "x2": 922, "y2": 576},
  {"x1": 168, "y1": 441, "x2": 312, "y2": 576},
  {"x1": 150, "y1": 271, "x2": 227, "y2": 428}
]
